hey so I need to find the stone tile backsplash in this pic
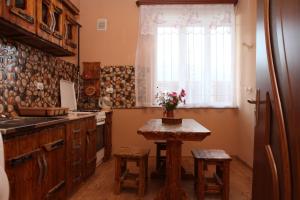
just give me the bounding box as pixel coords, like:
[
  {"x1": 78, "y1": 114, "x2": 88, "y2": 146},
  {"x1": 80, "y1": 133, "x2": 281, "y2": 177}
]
[
  {"x1": 78, "y1": 65, "x2": 135, "y2": 110},
  {"x1": 0, "y1": 36, "x2": 79, "y2": 117}
]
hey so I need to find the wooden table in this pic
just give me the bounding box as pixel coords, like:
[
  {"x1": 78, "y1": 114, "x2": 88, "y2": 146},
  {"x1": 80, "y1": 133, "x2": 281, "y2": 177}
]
[{"x1": 137, "y1": 119, "x2": 211, "y2": 200}]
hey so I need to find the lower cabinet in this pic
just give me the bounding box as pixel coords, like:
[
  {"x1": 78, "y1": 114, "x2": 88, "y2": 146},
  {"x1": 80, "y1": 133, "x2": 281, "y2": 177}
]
[
  {"x1": 3, "y1": 116, "x2": 98, "y2": 200},
  {"x1": 39, "y1": 125, "x2": 66, "y2": 200},
  {"x1": 65, "y1": 116, "x2": 97, "y2": 197},
  {"x1": 4, "y1": 125, "x2": 67, "y2": 200}
]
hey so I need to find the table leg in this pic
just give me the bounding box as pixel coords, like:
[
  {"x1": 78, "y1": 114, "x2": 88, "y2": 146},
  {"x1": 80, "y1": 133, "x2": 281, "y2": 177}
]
[{"x1": 155, "y1": 140, "x2": 188, "y2": 200}]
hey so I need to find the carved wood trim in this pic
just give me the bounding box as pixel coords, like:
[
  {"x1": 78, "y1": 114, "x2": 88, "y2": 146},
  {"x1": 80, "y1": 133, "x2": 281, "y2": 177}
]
[
  {"x1": 263, "y1": 0, "x2": 292, "y2": 199},
  {"x1": 136, "y1": 0, "x2": 238, "y2": 6},
  {"x1": 265, "y1": 145, "x2": 280, "y2": 200}
]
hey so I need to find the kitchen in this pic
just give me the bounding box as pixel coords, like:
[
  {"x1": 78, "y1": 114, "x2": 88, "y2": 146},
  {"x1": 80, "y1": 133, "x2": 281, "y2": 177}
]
[{"x1": 0, "y1": 0, "x2": 300, "y2": 200}]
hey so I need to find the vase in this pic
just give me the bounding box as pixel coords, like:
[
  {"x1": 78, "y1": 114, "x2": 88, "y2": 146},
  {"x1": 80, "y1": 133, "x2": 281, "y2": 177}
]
[{"x1": 166, "y1": 110, "x2": 174, "y2": 118}]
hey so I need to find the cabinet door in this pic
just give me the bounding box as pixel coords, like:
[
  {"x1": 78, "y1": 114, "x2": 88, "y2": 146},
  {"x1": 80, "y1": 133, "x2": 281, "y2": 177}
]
[
  {"x1": 63, "y1": 9, "x2": 78, "y2": 54},
  {"x1": 84, "y1": 117, "x2": 97, "y2": 179},
  {"x1": 36, "y1": 0, "x2": 53, "y2": 43},
  {"x1": 103, "y1": 112, "x2": 112, "y2": 161},
  {"x1": 51, "y1": 0, "x2": 63, "y2": 46},
  {"x1": 2, "y1": 0, "x2": 36, "y2": 33},
  {"x1": 39, "y1": 125, "x2": 66, "y2": 200},
  {"x1": 4, "y1": 133, "x2": 42, "y2": 200},
  {"x1": 66, "y1": 120, "x2": 85, "y2": 196}
]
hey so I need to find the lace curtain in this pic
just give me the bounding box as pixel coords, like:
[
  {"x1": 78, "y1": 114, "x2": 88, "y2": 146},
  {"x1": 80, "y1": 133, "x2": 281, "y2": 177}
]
[{"x1": 135, "y1": 4, "x2": 237, "y2": 107}]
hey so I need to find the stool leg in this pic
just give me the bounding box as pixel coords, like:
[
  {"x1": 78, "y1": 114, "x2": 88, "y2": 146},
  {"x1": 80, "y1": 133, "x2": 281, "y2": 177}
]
[
  {"x1": 194, "y1": 158, "x2": 198, "y2": 192},
  {"x1": 114, "y1": 157, "x2": 121, "y2": 194},
  {"x1": 145, "y1": 156, "x2": 149, "y2": 180},
  {"x1": 222, "y1": 161, "x2": 230, "y2": 200},
  {"x1": 138, "y1": 158, "x2": 146, "y2": 197},
  {"x1": 197, "y1": 160, "x2": 205, "y2": 200}
]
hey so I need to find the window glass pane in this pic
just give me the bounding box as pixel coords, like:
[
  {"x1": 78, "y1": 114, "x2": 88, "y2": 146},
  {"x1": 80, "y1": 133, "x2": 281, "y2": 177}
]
[{"x1": 156, "y1": 27, "x2": 179, "y2": 82}]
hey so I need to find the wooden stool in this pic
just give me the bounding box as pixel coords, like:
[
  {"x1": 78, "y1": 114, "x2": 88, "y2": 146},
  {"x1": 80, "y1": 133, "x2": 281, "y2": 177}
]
[
  {"x1": 114, "y1": 147, "x2": 150, "y2": 197},
  {"x1": 192, "y1": 149, "x2": 232, "y2": 200}
]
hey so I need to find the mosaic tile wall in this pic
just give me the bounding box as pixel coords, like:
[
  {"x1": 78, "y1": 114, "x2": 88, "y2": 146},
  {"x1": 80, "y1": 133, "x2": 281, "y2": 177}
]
[
  {"x1": 0, "y1": 36, "x2": 79, "y2": 117},
  {"x1": 78, "y1": 65, "x2": 135, "y2": 110}
]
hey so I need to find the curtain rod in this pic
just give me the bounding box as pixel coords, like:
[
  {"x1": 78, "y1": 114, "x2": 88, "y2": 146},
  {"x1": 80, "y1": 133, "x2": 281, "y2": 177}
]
[{"x1": 136, "y1": 0, "x2": 238, "y2": 6}]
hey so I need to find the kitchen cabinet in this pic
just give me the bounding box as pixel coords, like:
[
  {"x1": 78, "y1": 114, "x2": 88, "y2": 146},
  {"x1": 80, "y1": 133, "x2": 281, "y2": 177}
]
[
  {"x1": 66, "y1": 120, "x2": 85, "y2": 196},
  {"x1": 103, "y1": 111, "x2": 112, "y2": 161},
  {"x1": 4, "y1": 132, "x2": 41, "y2": 200},
  {"x1": 0, "y1": 0, "x2": 79, "y2": 56},
  {"x1": 36, "y1": 0, "x2": 64, "y2": 46},
  {"x1": 62, "y1": 9, "x2": 79, "y2": 55},
  {"x1": 65, "y1": 116, "x2": 97, "y2": 197},
  {"x1": 39, "y1": 125, "x2": 66, "y2": 200},
  {"x1": 1, "y1": 0, "x2": 36, "y2": 34},
  {"x1": 4, "y1": 125, "x2": 66, "y2": 200}
]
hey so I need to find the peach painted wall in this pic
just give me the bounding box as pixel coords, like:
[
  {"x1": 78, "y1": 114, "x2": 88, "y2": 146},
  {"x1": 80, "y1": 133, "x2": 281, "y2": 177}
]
[
  {"x1": 236, "y1": 0, "x2": 257, "y2": 167},
  {"x1": 79, "y1": 0, "x2": 256, "y2": 161}
]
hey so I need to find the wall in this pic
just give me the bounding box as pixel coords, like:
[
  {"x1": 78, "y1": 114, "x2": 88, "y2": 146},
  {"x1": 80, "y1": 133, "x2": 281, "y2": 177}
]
[
  {"x1": 236, "y1": 0, "x2": 257, "y2": 167},
  {"x1": 79, "y1": 0, "x2": 256, "y2": 159},
  {"x1": 0, "y1": 36, "x2": 79, "y2": 117}
]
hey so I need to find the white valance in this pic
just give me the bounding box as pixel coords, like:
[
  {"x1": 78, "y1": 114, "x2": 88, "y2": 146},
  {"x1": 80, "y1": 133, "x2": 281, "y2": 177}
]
[{"x1": 140, "y1": 4, "x2": 235, "y2": 35}]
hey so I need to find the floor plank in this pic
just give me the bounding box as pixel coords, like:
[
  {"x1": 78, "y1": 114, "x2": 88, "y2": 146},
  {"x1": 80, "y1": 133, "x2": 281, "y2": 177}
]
[{"x1": 70, "y1": 157, "x2": 252, "y2": 200}]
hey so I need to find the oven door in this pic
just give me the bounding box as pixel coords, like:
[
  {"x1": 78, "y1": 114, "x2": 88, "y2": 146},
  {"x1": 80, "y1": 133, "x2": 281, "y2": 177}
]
[{"x1": 96, "y1": 121, "x2": 105, "y2": 166}]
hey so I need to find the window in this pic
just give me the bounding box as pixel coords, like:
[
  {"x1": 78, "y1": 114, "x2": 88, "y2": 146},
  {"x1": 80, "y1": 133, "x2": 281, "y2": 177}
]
[{"x1": 135, "y1": 4, "x2": 236, "y2": 107}]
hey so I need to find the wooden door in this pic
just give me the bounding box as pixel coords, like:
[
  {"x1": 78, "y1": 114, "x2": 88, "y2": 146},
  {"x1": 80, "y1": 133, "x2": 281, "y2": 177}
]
[
  {"x1": 252, "y1": 0, "x2": 300, "y2": 199},
  {"x1": 2, "y1": 0, "x2": 36, "y2": 33},
  {"x1": 4, "y1": 133, "x2": 42, "y2": 200},
  {"x1": 39, "y1": 125, "x2": 66, "y2": 200},
  {"x1": 84, "y1": 117, "x2": 97, "y2": 179}
]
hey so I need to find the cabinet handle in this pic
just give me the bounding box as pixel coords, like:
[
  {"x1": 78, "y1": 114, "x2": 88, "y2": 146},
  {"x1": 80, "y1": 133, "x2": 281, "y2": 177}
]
[
  {"x1": 64, "y1": 22, "x2": 68, "y2": 40},
  {"x1": 37, "y1": 155, "x2": 44, "y2": 185},
  {"x1": 51, "y1": 11, "x2": 56, "y2": 33},
  {"x1": 73, "y1": 128, "x2": 81, "y2": 134},
  {"x1": 43, "y1": 139, "x2": 65, "y2": 152},
  {"x1": 10, "y1": 7, "x2": 34, "y2": 24},
  {"x1": 87, "y1": 129, "x2": 96, "y2": 135},
  {"x1": 86, "y1": 134, "x2": 90, "y2": 144},
  {"x1": 42, "y1": 153, "x2": 48, "y2": 181},
  {"x1": 8, "y1": 149, "x2": 40, "y2": 167},
  {"x1": 46, "y1": 180, "x2": 65, "y2": 199}
]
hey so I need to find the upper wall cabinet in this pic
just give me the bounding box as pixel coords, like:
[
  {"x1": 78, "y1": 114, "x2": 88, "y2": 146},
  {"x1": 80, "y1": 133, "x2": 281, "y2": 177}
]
[
  {"x1": 1, "y1": 0, "x2": 36, "y2": 34},
  {"x1": 0, "y1": 0, "x2": 79, "y2": 57},
  {"x1": 37, "y1": 0, "x2": 64, "y2": 47}
]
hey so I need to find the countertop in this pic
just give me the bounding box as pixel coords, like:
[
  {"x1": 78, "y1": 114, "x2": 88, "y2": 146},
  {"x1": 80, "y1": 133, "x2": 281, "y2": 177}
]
[{"x1": 0, "y1": 112, "x2": 97, "y2": 137}]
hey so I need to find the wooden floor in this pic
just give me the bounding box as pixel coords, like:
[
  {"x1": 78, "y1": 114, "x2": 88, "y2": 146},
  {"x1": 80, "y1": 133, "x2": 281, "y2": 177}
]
[{"x1": 70, "y1": 157, "x2": 252, "y2": 200}]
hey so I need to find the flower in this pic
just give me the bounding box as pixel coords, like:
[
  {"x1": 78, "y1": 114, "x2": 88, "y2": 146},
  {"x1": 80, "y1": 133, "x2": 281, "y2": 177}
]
[{"x1": 155, "y1": 89, "x2": 186, "y2": 111}]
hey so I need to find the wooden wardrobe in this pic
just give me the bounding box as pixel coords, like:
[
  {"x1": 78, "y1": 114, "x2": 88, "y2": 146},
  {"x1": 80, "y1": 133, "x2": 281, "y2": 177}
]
[{"x1": 252, "y1": 0, "x2": 300, "y2": 199}]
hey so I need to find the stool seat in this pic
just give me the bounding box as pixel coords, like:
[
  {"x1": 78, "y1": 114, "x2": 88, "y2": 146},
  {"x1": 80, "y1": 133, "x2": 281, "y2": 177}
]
[
  {"x1": 114, "y1": 147, "x2": 150, "y2": 159},
  {"x1": 191, "y1": 149, "x2": 232, "y2": 161},
  {"x1": 192, "y1": 149, "x2": 232, "y2": 200}
]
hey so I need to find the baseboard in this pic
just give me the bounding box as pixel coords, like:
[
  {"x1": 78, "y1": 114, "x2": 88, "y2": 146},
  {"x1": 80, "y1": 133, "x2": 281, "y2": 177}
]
[{"x1": 233, "y1": 155, "x2": 253, "y2": 170}]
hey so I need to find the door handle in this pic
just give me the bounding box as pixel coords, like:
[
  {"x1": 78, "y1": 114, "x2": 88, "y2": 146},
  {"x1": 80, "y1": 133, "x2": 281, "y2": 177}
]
[
  {"x1": 247, "y1": 89, "x2": 262, "y2": 124},
  {"x1": 37, "y1": 154, "x2": 44, "y2": 184},
  {"x1": 247, "y1": 99, "x2": 257, "y2": 104},
  {"x1": 42, "y1": 153, "x2": 48, "y2": 181}
]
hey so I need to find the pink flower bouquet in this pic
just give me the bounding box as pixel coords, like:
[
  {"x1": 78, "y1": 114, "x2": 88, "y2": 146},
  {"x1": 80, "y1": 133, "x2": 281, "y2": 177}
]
[{"x1": 155, "y1": 89, "x2": 186, "y2": 111}]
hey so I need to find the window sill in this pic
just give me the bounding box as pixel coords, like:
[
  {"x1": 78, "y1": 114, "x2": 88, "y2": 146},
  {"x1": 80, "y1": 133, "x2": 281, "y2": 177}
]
[{"x1": 112, "y1": 106, "x2": 239, "y2": 110}]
